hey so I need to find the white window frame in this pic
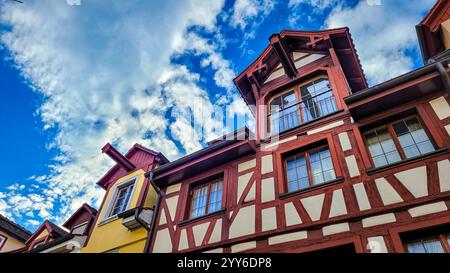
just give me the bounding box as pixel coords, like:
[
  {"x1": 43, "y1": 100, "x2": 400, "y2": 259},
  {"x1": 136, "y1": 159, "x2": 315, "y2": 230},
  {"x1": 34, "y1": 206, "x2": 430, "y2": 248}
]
[{"x1": 100, "y1": 176, "x2": 139, "y2": 224}]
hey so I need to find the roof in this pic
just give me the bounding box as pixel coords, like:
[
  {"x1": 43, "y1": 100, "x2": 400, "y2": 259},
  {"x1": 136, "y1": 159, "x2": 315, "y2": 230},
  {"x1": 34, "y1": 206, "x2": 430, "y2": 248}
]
[
  {"x1": 25, "y1": 220, "x2": 68, "y2": 246},
  {"x1": 149, "y1": 127, "x2": 256, "y2": 187},
  {"x1": 416, "y1": 0, "x2": 450, "y2": 63},
  {"x1": 420, "y1": 0, "x2": 449, "y2": 31},
  {"x1": 62, "y1": 203, "x2": 97, "y2": 229},
  {"x1": 28, "y1": 233, "x2": 76, "y2": 253},
  {"x1": 344, "y1": 57, "x2": 450, "y2": 120},
  {"x1": 97, "y1": 143, "x2": 169, "y2": 189},
  {"x1": 233, "y1": 28, "x2": 368, "y2": 113},
  {"x1": 0, "y1": 214, "x2": 32, "y2": 242}
]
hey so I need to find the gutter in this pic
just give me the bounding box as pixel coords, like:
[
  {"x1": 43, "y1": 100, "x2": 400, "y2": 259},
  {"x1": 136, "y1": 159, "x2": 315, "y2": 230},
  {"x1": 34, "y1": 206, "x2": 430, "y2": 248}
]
[
  {"x1": 344, "y1": 58, "x2": 450, "y2": 104},
  {"x1": 143, "y1": 171, "x2": 161, "y2": 253}
]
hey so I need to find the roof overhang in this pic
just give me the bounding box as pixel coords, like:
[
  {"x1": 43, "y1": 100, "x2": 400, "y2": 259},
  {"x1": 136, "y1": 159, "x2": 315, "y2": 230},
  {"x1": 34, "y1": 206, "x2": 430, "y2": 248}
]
[
  {"x1": 233, "y1": 28, "x2": 368, "y2": 115},
  {"x1": 62, "y1": 203, "x2": 97, "y2": 230},
  {"x1": 416, "y1": 0, "x2": 450, "y2": 64},
  {"x1": 149, "y1": 129, "x2": 256, "y2": 188},
  {"x1": 344, "y1": 58, "x2": 450, "y2": 120}
]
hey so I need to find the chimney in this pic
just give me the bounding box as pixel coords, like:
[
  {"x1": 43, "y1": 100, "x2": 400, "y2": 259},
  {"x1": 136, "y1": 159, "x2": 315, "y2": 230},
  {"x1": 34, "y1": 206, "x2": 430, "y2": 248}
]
[{"x1": 102, "y1": 143, "x2": 135, "y2": 172}]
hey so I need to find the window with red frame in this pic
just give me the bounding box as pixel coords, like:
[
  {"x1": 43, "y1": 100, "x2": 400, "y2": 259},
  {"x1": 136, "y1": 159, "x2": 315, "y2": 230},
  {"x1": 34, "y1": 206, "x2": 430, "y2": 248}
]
[
  {"x1": 363, "y1": 116, "x2": 435, "y2": 168},
  {"x1": 284, "y1": 145, "x2": 336, "y2": 193},
  {"x1": 188, "y1": 178, "x2": 223, "y2": 219}
]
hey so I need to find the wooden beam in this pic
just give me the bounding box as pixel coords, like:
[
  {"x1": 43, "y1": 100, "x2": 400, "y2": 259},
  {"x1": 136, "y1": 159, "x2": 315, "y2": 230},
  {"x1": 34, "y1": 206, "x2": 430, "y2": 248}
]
[
  {"x1": 248, "y1": 74, "x2": 262, "y2": 100},
  {"x1": 269, "y1": 34, "x2": 297, "y2": 78}
]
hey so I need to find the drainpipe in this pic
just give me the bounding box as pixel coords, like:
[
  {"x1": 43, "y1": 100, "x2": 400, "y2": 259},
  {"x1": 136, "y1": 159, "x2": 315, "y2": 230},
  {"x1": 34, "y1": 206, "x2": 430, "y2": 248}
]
[
  {"x1": 143, "y1": 171, "x2": 162, "y2": 253},
  {"x1": 436, "y1": 59, "x2": 450, "y2": 96}
]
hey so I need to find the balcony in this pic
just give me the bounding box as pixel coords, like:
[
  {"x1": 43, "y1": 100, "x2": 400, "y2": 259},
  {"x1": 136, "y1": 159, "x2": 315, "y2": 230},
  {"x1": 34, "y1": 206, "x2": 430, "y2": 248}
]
[{"x1": 269, "y1": 92, "x2": 338, "y2": 136}]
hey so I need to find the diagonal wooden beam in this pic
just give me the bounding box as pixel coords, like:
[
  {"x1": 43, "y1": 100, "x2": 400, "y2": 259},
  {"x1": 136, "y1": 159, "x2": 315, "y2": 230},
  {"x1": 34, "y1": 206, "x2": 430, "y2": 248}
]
[
  {"x1": 269, "y1": 34, "x2": 297, "y2": 78},
  {"x1": 248, "y1": 74, "x2": 261, "y2": 101}
]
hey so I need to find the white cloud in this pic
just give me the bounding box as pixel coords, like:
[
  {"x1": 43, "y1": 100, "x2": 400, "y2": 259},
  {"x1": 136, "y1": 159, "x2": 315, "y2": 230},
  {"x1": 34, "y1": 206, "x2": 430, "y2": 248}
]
[
  {"x1": 288, "y1": 0, "x2": 339, "y2": 9},
  {"x1": 27, "y1": 219, "x2": 40, "y2": 227},
  {"x1": 230, "y1": 0, "x2": 276, "y2": 39},
  {"x1": 324, "y1": 0, "x2": 435, "y2": 85},
  {"x1": 0, "y1": 0, "x2": 256, "y2": 226},
  {"x1": 6, "y1": 183, "x2": 25, "y2": 191}
]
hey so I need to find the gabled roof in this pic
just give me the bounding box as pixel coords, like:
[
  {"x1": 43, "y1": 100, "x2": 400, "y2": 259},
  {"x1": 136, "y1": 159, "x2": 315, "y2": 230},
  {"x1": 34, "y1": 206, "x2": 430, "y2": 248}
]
[
  {"x1": 0, "y1": 214, "x2": 31, "y2": 242},
  {"x1": 25, "y1": 220, "x2": 68, "y2": 246},
  {"x1": 416, "y1": 0, "x2": 450, "y2": 63},
  {"x1": 97, "y1": 143, "x2": 169, "y2": 189},
  {"x1": 420, "y1": 0, "x2": 450, "y2": 31},
  {"x1": 233, "y1": 28, "x2": 368, "y2": 113},
  {"x1": 62, "y1": 203, "x2": 97, "y2": 230}
]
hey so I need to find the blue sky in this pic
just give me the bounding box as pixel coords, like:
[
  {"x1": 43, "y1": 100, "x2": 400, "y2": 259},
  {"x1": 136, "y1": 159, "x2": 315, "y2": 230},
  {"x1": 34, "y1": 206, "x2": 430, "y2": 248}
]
[{"x1": 0, "y1": 0, "x2": 435, "y2": 231}]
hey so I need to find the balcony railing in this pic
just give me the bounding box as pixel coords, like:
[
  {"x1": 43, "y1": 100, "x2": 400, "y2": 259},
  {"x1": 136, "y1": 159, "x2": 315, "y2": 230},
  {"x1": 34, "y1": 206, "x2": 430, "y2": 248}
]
[{"x1": 269, "y1": 92, "x2": 337, "y2": 136}]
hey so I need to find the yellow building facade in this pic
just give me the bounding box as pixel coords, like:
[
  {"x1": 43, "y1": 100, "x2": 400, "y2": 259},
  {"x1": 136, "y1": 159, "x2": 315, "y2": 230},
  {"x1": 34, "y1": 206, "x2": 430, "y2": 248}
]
[{"x1": 80, "y1": 143, "x2": 167, "y2": 253}]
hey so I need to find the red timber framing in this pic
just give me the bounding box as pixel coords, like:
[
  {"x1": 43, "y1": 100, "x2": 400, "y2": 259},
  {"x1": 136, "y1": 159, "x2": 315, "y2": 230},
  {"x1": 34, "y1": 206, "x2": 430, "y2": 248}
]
[{"x1": 146, "y1": 26, "x2": 450, "y2": 253}]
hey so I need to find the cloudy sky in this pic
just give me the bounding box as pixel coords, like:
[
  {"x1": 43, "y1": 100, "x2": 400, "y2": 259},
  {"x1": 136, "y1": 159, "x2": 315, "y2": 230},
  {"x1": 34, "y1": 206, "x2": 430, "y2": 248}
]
[{"x1": 0, "y1": 0, "x2": 435, "y2": 231}]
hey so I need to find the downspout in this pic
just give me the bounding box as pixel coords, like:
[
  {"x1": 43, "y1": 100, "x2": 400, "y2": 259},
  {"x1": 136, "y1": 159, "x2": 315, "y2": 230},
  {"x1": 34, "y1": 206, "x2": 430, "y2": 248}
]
[
  {"x1": 143, "y1": 171, "x2": 161, "y2": 253},
  {"x1": 436, "y1": 59, "x2": 450, "y2": 96}
]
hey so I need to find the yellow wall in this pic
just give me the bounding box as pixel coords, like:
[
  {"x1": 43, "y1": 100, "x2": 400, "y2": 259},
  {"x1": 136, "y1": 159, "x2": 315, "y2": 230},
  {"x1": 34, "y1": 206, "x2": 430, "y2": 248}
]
[
  {"x1": 441, "y1": 19, "x2": 450, "y2": 50},
  {"x1": 0, "y1": 230, "x2": 26, "y2": 253},
  {"x1": 81, "y1": 169, "x2": 154, "y2": 253},
  {"x1": 34, "y1": 229, "x2": 49, "y2": 240}
]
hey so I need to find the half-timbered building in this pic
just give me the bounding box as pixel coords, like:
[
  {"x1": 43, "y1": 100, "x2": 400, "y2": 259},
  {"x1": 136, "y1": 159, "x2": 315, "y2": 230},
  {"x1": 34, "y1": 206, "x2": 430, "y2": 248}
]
[{"x1": 146, "y1": 7, "x2": 450, "y2": 253}]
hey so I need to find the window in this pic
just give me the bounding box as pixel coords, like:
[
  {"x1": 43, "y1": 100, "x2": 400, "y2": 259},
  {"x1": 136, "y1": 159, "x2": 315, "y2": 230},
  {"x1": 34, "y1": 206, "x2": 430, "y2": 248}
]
[
  {"x1": 268, "y1": 77, "x2": 337, "y2": 135},
  {"x1": 405, "y1": 233, "x2": 450, "y2": 253},
  {"x1": 300, "y1": 78, "x2": 337, "y2": 122},
  {"x1": 285, "y1": 146, "x2": 336, "y2": 192},
  {"x1": 188, "y1": 178, "x2": 223, "y2": 219},
  {"x1": 270, "y1": 90, "x2": 299, "y2": 134},
  {"x1": 0, "y1": 235, "x2": 6, "y2": 250},
  {"x1": 364, "y1": 116, "x2": 435, "y2": 168},
  {"x1": 109, "y1": 182, "x2": 135, "y2": 217}
]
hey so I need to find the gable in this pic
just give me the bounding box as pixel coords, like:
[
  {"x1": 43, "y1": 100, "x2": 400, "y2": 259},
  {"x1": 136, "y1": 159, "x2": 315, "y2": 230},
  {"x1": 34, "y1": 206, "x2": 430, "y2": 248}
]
[
  {"x1": 97, "y1": 144, "x2": 167, "y2": 189},
  {"x1": 234, "y1": 28, "x2": 368, "y2": 114},
  {"x1": 263, "y1": 52, "x2": 326, "y2": 84},
  {"x1": 33, "y1": 229, "x2": 49, "y2": 241}
]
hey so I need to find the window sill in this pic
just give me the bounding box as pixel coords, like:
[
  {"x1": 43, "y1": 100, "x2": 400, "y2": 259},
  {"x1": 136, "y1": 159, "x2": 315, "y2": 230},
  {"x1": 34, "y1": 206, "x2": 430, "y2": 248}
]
[
  {"x1": 178, "y1": 209, "x2": 226, "y2": 227},
  {"x1": 365, "y1": 148, "x2": 449, "y2": 175},
  {"x1": 279, "y1": 176, "x2": 344, "y2": 200},
  {"x1": 97, "y1": 215, "x2": 119, "y2": 227}
]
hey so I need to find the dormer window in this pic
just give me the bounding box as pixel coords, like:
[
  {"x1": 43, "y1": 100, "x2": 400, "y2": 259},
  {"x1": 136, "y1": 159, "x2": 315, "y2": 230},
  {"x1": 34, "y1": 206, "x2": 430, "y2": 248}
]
[
  {"x1": 269, "y1": 90, "x2": 299, "y2": 135},
  {"x1": 268, "y1": 77, "x2": 337, "y2": 135}
]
